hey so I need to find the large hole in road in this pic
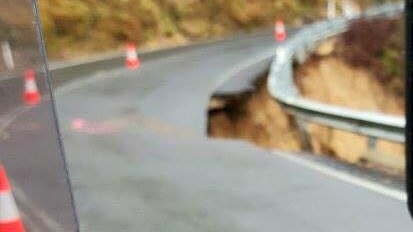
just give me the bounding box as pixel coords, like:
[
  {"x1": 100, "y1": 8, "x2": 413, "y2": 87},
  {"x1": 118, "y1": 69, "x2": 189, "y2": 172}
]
[
  {"x1": 208, "y1": 75, "x2": 303, "y2": 152},
  {"x1": 208, "y1": 59, "x2": 404, "y2": 178}
]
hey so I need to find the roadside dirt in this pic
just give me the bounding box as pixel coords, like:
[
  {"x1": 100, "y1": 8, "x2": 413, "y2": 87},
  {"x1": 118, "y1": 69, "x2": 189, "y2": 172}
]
[
  {"x1": 295, "y1": 55, "x2": 404, "y2": 173},
  {"x1": 296, "y1": 57, "x2": 404, "y2": 115}
]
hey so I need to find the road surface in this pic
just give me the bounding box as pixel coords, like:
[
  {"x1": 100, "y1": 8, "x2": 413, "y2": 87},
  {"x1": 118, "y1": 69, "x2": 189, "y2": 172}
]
[{"x1": 54, "y1": 31, "x2": 413, "y2": 231}]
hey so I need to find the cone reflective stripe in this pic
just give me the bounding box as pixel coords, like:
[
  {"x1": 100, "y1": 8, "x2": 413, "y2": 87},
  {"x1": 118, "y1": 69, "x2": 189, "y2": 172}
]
[
  {"x1": 274, "y1": 20, "x2": 287, "y2": 42},
  {"x1": 23, "y1": 69, "x2": 41, "y2": 106},
  {"x1": 125, "y1": 43, "x2": 140, "y2": 69},
  {"x1": 0, "y1": 165, "x2": 26, "y2": 232}
]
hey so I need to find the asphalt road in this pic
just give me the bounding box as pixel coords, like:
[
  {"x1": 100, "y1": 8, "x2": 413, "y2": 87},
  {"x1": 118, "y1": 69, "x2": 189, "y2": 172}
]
[
  {"x1": 0, "y1": 83, "x2": 78, "y2": 232},
  {"x1": 54, "y1": 31, "x2": 413, "y2": 231}
]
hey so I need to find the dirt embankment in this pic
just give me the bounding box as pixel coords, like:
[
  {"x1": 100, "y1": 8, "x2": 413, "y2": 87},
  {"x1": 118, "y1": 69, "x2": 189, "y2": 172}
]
[
  {"x1": 294, "y1": 18, "x2": 404, "y2": 171},
  {"x1": 295, "y1": 56, "x2": 404, "y2": 172},
  {"x1": 208, "y1": 18, "x2": 405, "y2": 174},
  {"x1": 208, "y1": 78, "x2": 302, "y2": 152},
  {"x1": 296, "y1": 57, "x2": 404, "y2": 115}
]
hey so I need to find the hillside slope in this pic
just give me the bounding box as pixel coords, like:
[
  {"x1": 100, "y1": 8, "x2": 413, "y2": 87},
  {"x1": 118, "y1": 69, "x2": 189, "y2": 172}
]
[{"x1": 38, "y1": 0, "x2": 378, "y2": 59}]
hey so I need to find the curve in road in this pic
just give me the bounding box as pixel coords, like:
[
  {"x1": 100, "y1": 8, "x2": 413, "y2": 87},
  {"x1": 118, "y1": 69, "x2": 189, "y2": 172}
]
[{"x1": 55, "y1": 30, "x2": 412, "y2": 231}]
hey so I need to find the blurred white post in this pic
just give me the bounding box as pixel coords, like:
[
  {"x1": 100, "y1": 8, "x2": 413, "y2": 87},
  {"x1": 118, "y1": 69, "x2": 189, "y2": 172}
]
[
  {"x1": 1, "y1": 41, "x2": 15, "y2": 70},
  {"x1": 327, "y1": 0, "x2": 336, "y2": 19},
  {"x1": 341, "y1": 0, "x2": 349, "y2": 18},
  {"x1": 275, "y1": 47, "x2": 287, "y2": 64},
  {"x1": 342, "y1": 0, "x2": 356, "y2": 18}
]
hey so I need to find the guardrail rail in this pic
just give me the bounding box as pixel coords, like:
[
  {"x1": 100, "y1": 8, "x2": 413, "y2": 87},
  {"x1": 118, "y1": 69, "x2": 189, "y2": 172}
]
[{"x1": 267, "y1": 3, "x2": 405, "y2": 148}]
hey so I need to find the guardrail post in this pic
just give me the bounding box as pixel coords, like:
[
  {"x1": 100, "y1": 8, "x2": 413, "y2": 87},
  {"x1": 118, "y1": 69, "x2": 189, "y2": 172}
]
[
  {"x1": 294, "y1": 117, "x2": 312, "y2": 151},
  {"x1": 366, "y1": 136, "x2": 378, "y2": 157},
  {"x1": 328, "y1": 0, "x2": 336, "y2": 19},
  {"x1": 295, "y1": 46, "x2": 307, "y2": 64}
]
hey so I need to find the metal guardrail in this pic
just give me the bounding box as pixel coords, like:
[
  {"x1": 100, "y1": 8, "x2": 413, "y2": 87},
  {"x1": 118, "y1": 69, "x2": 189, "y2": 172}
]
[{"x1": 267, "y1": 3, "x2": 406, "y2": 144}]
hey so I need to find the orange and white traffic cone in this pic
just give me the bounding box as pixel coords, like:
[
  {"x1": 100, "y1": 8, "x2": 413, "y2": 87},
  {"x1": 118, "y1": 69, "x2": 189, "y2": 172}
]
[
  {"x1": 0, "y1": 165, "x2": 26, "y2": 232},
  {"x1": 274, "y1": 20, "x2": 287, "y2": 42},
  {"x1": 125, "y1": 42, "x2": 140, "y2": 70},
  {"x1": 22, "y1": 69, "x2": 41, "y2": 106}
]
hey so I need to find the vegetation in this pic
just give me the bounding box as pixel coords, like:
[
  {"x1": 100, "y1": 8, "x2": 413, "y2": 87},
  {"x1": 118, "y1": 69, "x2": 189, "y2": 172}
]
[
  {"x1": 38, "y1": 0, "x2": 385, "y2": 59},
  {"x1": 339, "y1": 18, "x2": 404, "y2": 95}
]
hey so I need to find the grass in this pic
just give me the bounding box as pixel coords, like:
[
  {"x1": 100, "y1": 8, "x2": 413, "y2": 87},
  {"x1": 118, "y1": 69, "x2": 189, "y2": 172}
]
[
  {"x1": 38, "y1": 0, "x2": 386, "y2": 59},
  {"x1": 339, "y1": 18, "x2": 404, "y2": 96}
]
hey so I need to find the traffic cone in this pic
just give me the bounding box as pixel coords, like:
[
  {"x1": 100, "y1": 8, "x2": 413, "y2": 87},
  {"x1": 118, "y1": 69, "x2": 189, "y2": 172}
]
[
  {"x1": 22, "y1": 69, "x2": 41, "y2": 106},
  {"x1": 0, "y1": 165, "x2": 26, "y2": 232},
  {"x1": 125, "y1": 42, "x2": 140, "y2": 70},
  {"x1": 274, "y1": 20, "x2": 287, "y2": 42}
]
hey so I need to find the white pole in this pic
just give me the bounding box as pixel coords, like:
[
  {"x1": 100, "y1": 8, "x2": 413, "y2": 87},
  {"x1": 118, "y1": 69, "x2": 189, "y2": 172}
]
[
  {"x1": 327, "y1": 0, "x2": 336, "y2": 19},
  {"x1": 342, "y1": 0, "x2": 356, "y2": 18},
  {"x1": 1, "y1": 41, "x2": 15, "y2": 70}
]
